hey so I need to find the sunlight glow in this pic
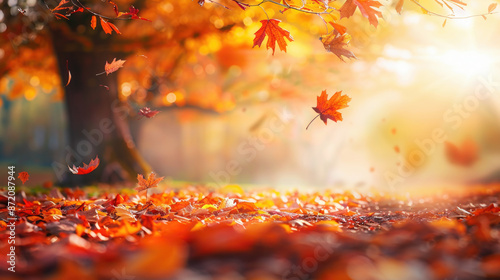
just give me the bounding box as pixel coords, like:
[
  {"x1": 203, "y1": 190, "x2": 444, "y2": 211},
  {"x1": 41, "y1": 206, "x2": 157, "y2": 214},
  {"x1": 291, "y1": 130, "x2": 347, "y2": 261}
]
[{"x1": 440, "y1": 50, "x2": 492, "y2": 77}]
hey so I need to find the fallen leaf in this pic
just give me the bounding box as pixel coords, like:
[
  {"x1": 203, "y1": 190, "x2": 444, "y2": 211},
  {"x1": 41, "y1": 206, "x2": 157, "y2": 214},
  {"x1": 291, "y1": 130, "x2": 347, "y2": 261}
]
[
  {"x1": 18, "y1": 171, "x2": 29, "y2": 184},
  {"x1": 253, "y1": 19, "x2": 294, "y2": 55},
  {"x1": 104, "y1": 58, "x2": 126, "y2": 75},
  {"x1": 135, "y1": 172, "x2": 164, "y2": 193},
  {"x1": 320, "y1": 31, "x2": 356, "y2": 61},
  {"x1": 340, "y1": 0, "x2": 383, "y2": 27},
  {"x1": 68, "y1": 156, "x2": 100, "y2": 175},
  {"x1": 307, "y1": 90, "x2": 351, "y2": 129},
  {"x1": 139, "y1": 107, "x2": 160, "y2": 118}
]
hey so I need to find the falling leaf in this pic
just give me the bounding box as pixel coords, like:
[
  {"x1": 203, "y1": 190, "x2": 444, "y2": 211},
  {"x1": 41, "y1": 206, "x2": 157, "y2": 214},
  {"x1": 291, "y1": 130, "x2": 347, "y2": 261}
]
[
  {"x1": 394, "y1": 145, "x2": 400, "y2": 153},
  {"x1": 65, "y1": 60, "x2": 71, "y2": 86},
  {"x1": 18, "y1": 171, "x2": 29, "y2": 184},
  {"x1": 444, "y1": 139, "x2": 478, "y2": 167},
  {"x1": 488, "y1": 3, "x2": 497, "y2": 13},
  {"x1": 135, "y1": 172, "x2": 164, "y2": 193},
  {"x1": 99, "y1": 85, "x2": 110, "y2": 90},
  {"x1": 139, "y1": 107, "x2": 160, "y2": 118},
  {"x1": 307, "y1": 90, "x2": 351, "y2": 129},
  {"x1": 90, "y1": 16, "x2": 96, "y2": 30},
  {"x1": 320, "y1": 32, "x2": 356, "y2": 61},
  {"x1": 391, "y1": 128, "x2": 397, "y2": 135},
  {"x1": 68, "y1": 156, "x2": 100, "y2": 175},
  {"x1": 118, "y1": 5, "x2": 152, "y2": 22},
  {"x1": 340, "y1": 0, "x2": 383, "y2": 27},
  {"x1": 396, "y1": 0, "x2": 404, "y2": 14},
  {"x1": 253, "y1": 19, "x2": 294, "y2": 55},
  {"x1": 442, "y1": 19, "x2": 447, "y2": 27},
  {"x1": 104, "y1": 58, "x2": 126, "y2": 75}
]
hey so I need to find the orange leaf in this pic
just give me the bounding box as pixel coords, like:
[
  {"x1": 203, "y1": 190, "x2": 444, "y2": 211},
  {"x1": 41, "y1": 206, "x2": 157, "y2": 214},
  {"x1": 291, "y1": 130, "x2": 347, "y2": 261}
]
[
  {"x1": 104, "y1": 58, "x2": 126, "y2": 75},
  {"x1": 488, "y1": 3, "x2": 497, "y2": 13},
  {"x1": 308, "y1": 90, "x2": 351, "y2": 128},
  {"x1": 18, "y1": 171, "x2": 29, "y2": 184},
  {"x1": 396, "y1": 0, "x2": 404, "y2": 14},
  {"x1": 68, "y1": 156, "x2": 100, "y2": 175},
  {"x1": 320, "y1": 32, "x2": 356, "y2": 61},
  {"x1": 100, "y1": 17, "x2": 113, "y2": 34},
  {"x1": 340, "y1": 0, "x2": 383, "y2": 27},
  {"x1": 253, "y1": 19, "x2": 293, "y2": 55},
  {"x1": 329, "y1": 22, "x2": 347, "y2": 35},
  {"x1": 444, "y1": 138, "x2": 478, "y2": 167},
  {"x1": 135, "y1": 172, "x2": 164, "y2": 193},
  {"x1": 90, "y1": 16, "x2": 96, "y2": 30},
  {"x1": 107, "y1": 21, "x2": 121, "y2": 34}
]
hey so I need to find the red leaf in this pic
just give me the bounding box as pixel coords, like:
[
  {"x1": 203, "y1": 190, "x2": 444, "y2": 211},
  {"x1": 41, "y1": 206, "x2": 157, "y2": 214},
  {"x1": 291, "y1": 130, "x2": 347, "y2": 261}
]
[
  {"x1": 340, "y1": 0, "x2": 383, "y2": 27},
  {"x1": 107, "y1": 0, "x2": 119, "y2": 16},
  {"x1": 104, "y1": 58, "x2": 126, "y2": 75},
  {"x1": 18, "y1": 171, "x2": 29, "y2": 184},
  {"x1": 320, "y1": 32, "x2": 356, "y2": 61},
  {"x1": 308, "y1": 90, "x2": 351, "y2": 128},
  {"x1": 90, "y1": 16, "x2": 96, "y2": 30},
  {"x1": 253, "y1": 19, "x2": 294, "y2": 55},
  {"x1": 68, "y1": 156, "x2": 100, "y2": 175},
  {"x1": 135, "y1": 172, "x2": 164, "y2": 193},
  {"x1": 444, "y1": 139, "x2": 478, "y2": 167},
  {"x1": 118, "y1": 5, "x2": 152, "y2": 22},
  {"x1": 232, "y1": 0, "x2": 249, "y2": 10},
  {"x1": 139, "y1": 107, "x2": 160, "y2": 118}
]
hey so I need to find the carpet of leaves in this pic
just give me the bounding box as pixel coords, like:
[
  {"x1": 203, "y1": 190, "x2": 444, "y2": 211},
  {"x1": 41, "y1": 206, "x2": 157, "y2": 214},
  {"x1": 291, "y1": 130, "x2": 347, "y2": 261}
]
[{"x1": 1, "y1": 185, "x2": 499, "y2": 280}]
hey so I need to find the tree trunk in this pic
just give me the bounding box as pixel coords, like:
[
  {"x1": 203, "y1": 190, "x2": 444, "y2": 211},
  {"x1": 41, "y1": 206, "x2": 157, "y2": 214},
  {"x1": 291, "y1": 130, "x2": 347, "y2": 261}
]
[{"x1": 50, "y1": 25, "x2": 151, "y2": 186}]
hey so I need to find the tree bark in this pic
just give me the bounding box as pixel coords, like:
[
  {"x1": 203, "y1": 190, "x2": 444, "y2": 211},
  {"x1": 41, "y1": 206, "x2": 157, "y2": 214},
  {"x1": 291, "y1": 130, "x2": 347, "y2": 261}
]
[{"x1": 50, "y1": 25, "x2": 151, "y2": 186}]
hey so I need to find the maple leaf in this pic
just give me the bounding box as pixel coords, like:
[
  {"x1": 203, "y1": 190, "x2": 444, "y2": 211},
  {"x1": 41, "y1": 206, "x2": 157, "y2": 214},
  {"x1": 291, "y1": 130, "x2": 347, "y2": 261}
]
[
  {"x1": 118, "y1": 5, "x2": 152, "y2": 22},
  {"x1": 139, "y1": 107, "x2": 160, "y2": 118},
  {"x1": 135, "y1": 172, "x2": 164, "y2": 193},
  {"x1": 104, "y1": 58, "x2": 126, "y2": 75},
  {"x1": 340, "y1": 0, "x2": 383, "y2": 27},
  {"x1": 253, "y1": 19, "x2": 294, "y2": 55},
  {"x1": 320, "y1": 32, "x2": 356, "y2": 61},
  {"x1": 307, "y1": 90, "x2": 351, "y2": 129},
  {"x1": 18, "y1": 171, "x2": 29, "y2": 184},
  {"x1": 68, "y1": 156, "x2": 100, "y2": 175}
]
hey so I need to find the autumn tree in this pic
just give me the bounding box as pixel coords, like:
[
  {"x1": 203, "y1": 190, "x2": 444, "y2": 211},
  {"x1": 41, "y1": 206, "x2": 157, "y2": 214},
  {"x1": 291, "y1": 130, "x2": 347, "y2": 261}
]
[{"x1": 0, "y1": 0, "x2": 496, "y2": 185}]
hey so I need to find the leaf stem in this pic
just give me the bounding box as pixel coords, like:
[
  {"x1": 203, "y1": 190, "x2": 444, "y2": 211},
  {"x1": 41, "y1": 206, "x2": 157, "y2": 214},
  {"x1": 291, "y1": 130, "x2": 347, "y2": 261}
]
[{"x1": 306, "y1": 114, "x2": 319, "y2": 130}]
